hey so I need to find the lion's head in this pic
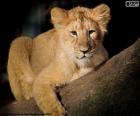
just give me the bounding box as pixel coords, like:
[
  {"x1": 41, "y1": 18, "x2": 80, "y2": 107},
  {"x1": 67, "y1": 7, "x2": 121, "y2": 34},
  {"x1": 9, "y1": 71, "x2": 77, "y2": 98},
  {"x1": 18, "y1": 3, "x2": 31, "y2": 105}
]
[{"x1": 51, "y1": 4, "x2": 111, "y2": 67}]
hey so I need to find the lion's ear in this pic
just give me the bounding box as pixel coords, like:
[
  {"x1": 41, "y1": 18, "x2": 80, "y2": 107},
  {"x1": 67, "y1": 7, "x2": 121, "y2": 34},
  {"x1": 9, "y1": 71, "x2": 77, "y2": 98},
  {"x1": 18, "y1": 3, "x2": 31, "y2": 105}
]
[
  {"x1": 51, "y1": 7, "x2": 68, "y2": 28},
  {"x1": 91, "y1": 4, "x2": 111, "y2": 33}
]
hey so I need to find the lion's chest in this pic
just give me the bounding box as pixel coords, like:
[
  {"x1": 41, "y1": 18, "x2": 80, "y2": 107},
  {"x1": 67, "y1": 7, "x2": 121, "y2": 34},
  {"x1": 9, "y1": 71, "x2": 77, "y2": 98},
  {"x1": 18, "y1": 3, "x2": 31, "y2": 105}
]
[
  {"x1": 70, "y1": 67, "x2": 93, "y2": 82},
  {"x1": 57, "y1": 52, "x2": 93, "y2": 83}
]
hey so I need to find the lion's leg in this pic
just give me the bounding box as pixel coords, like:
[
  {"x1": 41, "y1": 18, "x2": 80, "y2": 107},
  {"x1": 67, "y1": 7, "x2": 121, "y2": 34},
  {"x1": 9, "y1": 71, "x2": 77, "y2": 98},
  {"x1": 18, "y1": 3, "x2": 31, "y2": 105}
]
[
  {"x1": 33, "y1": 77, "x2": 65, "y2": 116},
  {"x1": 8, "y1": 64, "x2": 25, "y2": 101},
  {"x1": 7, "y1": 37, "x2": 34, "y2": 100}
]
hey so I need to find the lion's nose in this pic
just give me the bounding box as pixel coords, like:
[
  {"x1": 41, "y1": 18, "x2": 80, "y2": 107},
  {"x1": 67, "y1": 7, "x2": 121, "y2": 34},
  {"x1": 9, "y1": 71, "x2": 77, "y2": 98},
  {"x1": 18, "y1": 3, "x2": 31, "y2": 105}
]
[{"x1": 80, "y1": 46, "x2": 89, "y2": 53}]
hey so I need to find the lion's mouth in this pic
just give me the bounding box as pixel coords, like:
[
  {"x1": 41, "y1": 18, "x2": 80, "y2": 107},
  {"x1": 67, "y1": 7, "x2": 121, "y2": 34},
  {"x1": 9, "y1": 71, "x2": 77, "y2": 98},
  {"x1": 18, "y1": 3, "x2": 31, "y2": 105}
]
[{"x1": 76, "y1": 52, "x2": 94, "y2": 59}]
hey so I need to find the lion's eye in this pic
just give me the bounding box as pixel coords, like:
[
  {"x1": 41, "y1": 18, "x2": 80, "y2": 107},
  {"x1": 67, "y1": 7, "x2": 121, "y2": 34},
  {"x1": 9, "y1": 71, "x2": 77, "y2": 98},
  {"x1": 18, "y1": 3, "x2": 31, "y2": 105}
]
[
  {"x1": 89, "y1": 30, "x2": 95, "y2": 35},
  {"x1": 70, "y1": 31, "x2": 77, "y2": 36}
]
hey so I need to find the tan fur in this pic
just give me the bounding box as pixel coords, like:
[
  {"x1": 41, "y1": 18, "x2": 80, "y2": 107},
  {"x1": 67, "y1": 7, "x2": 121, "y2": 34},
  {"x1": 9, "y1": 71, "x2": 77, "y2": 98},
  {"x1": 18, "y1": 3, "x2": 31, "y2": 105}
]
[{"x1": 8, "y1": 4, "x2": 111, "y2": 116}]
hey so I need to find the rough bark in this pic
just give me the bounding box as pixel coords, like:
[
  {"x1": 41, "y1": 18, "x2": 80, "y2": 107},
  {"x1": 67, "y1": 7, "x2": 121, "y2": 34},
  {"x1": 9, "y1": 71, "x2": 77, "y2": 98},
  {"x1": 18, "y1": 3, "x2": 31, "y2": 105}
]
[{"x1": 0, "y1": 38, "x2": 140, "y2": 116}]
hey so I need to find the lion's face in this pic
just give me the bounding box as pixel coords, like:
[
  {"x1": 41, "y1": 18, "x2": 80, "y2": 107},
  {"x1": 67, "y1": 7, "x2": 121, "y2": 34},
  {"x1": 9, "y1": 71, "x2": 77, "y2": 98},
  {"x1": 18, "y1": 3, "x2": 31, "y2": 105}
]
[
  {"x1": 63, "y1": 18, "x2": 102, "y2": 60},
  {"x1": 51, "y1": 4, "x2": 111, "y2": 66}
]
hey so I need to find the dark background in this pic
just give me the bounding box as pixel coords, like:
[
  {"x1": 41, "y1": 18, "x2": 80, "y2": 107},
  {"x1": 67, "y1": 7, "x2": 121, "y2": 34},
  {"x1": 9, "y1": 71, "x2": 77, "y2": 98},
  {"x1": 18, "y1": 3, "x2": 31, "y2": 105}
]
[{"x1": 0, "y1": 0, "x2": 139, "y2": 107}]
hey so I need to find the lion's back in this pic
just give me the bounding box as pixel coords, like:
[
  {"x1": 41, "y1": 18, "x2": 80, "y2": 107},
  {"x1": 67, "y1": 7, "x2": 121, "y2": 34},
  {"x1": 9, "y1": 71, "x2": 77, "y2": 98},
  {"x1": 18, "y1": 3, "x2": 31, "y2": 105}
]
[{"x1": 31, "y1": 29, "x2": 58, "y2": 74}]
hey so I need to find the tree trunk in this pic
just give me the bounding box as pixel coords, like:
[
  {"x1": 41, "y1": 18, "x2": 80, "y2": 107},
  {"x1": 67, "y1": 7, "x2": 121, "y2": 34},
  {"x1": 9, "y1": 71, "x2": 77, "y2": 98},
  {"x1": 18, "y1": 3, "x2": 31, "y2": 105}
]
[
  {"x1": 0, "y1": 38, "x2": 140, "y2": 116},
  {"x1": 61, "y1": 38, "x2": 140, "y2": 116}
]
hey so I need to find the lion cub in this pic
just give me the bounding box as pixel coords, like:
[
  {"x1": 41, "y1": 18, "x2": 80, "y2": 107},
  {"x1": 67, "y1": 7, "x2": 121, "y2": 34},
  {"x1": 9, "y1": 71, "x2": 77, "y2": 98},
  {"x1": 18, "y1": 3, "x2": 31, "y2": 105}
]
[{"x1": 8, "y1": 4, "x2": 110, "y2": 116}]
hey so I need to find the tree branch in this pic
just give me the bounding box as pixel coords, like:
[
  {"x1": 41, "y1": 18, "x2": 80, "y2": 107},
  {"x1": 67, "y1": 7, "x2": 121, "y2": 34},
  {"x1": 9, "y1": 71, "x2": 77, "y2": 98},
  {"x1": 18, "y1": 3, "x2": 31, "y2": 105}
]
[{"x1": 61, "y1": 38, "x2": 140, "y2": 116}]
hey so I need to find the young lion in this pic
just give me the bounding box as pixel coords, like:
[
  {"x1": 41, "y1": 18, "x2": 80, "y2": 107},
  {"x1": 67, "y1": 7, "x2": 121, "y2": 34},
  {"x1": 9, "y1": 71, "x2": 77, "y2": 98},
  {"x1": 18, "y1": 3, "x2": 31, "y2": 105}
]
[{"x1": 8, "y1": 4, "x2": 111, "y2": 116}]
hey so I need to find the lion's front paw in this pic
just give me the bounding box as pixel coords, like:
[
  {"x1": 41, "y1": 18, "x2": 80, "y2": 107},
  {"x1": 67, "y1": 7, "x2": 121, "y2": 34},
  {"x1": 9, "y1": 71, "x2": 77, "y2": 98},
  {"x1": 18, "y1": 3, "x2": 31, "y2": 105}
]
[
  {"x1": 52, "y1": 105, "x2": 65, "y2": 116},
  {"x1": 47, "y1": 103, "x2": 65, "y2": 116}
]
